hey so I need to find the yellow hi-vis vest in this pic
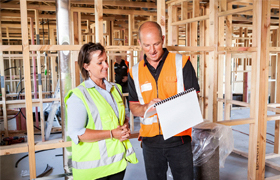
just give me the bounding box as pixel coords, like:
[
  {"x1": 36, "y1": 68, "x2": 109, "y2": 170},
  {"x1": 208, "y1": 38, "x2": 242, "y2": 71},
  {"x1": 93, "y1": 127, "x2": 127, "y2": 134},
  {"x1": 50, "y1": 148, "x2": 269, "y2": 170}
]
[{"x1": 64, "y1": 82, "x2": 138, "y2": 180}]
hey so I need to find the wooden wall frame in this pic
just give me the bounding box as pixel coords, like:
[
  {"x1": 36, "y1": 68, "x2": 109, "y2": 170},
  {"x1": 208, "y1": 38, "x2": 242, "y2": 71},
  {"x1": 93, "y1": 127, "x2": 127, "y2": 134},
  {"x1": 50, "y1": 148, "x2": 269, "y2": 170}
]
[{"x1": 0, "y1": 0, "x2": 279, "y2": 179}]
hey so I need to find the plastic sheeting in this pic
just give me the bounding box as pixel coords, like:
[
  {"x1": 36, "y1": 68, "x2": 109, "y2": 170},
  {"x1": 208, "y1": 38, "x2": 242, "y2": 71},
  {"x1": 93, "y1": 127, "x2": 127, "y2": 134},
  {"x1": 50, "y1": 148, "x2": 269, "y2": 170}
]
[{"x1": 192, "y1": 122, "x2": 234, "y2": 167}]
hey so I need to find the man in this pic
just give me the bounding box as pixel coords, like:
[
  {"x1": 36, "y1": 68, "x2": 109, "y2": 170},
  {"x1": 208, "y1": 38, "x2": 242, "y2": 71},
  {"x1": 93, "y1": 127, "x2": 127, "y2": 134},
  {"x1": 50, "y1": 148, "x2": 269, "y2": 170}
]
[
  {"x1": 114, "y1": 52, "x2": 130, "y2": 108},
  {"x1": 128, "y1": 21, "x2": 200, "y2": 180},
  {"x1": 114, "y1": 51, "x2": 129, "y2": 93}
]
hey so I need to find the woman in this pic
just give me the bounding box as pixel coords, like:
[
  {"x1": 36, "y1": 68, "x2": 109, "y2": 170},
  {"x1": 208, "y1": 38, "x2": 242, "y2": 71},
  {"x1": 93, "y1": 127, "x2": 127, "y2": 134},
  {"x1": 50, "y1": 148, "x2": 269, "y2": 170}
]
[{"x1": 65, "y1": 42, "x2": 138, "y2": 180}]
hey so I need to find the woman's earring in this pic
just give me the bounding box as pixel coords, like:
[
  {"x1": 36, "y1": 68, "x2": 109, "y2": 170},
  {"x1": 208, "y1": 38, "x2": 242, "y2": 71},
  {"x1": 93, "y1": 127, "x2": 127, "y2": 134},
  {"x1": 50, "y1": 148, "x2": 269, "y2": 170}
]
[{"x1": 88, "y1": 70, "x2": 91, "y2": 77}]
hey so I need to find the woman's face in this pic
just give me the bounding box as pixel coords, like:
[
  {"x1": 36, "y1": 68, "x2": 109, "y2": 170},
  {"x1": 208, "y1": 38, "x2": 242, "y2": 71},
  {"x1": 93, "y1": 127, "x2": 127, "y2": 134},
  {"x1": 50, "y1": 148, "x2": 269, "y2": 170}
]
[{"x1": 83, "y1": 50, "x2": 108, "y2": 80}]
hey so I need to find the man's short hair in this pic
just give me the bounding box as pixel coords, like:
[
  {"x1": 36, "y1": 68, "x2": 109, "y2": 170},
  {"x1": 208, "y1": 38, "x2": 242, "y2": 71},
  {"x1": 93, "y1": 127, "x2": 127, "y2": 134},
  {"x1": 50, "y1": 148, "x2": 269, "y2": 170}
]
[{"x1": 138, "y1": 21, "x2": 162, "y2": 41}]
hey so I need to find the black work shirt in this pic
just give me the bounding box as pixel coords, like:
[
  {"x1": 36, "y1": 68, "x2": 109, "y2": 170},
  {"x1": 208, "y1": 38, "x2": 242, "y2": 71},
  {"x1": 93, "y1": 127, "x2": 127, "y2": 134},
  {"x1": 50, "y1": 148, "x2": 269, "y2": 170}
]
[
  {"x1": 128, "y1": 48, "x2": 200, "y2": 148},
  {"x1": 114, "y1": 59, "x2": 129, "y2": 87}
]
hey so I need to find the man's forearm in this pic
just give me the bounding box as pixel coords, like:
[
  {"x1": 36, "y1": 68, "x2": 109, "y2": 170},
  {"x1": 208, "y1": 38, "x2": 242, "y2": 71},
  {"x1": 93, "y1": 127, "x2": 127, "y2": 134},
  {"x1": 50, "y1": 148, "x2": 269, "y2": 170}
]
[{"x1": 130, "y1": 102, "x2": 148, "y2": 117}]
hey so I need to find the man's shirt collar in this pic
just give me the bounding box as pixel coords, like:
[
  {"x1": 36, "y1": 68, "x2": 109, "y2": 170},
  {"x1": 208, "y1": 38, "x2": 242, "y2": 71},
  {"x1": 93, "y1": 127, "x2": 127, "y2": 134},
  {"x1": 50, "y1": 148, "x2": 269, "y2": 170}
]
[{"x1": 143, "y1": 48, "x2": 169, "y2": 67}]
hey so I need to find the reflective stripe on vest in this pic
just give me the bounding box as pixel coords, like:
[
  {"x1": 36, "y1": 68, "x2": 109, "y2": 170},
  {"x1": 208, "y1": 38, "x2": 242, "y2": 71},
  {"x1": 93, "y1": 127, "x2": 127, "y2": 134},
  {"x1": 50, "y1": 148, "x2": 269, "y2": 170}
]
[
  {"x1": 175, "y1": 54, "x2": 184, "y2": 93},
  {"x1": 140, "y1": 115, "x2": 158, "y2": 125},
  {"x1": 133, "y1": 54, "x2": 184, "y2": 125},
  {"x1": 72, "y1": 85, "x2": 134, "y2": 170},
  {"x1": 132, "y1": 62, "x2": 145, "y2": 105}
]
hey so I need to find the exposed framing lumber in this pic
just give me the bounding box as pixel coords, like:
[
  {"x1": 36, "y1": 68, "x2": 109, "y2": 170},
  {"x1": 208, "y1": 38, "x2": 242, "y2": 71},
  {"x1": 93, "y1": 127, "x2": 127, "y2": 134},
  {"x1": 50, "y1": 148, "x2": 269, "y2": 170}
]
[
  {"x1": 248, "y1": 1, "x2": 271, "y2": 179},
  {"x1": 265, "y1": 153, "x2": 280, "y2": 160},
  {"x1": 181, "y1": 1, "x2": 188, "y2": 46},
  {"x1": 199, "y1": 5, "x2": 206, "y2": 117},
  {"x1": 30, "y1": 17, "x2": 39, "y2": 129},
  {"x1": 217, "y1": 6, "x2": 253, "y2": 17},
  {"x1": 157, "y1": 0, "x2": 166, "y2": 46},
  {"x1": 275, "y1": 7, "x2": 280, "y2": 154},
  {"x1": 203, "y1": 5, "x2": 210, "y2": 119},
  {"x1": 190, "y1": 0, "x2": 199, "y2": 74},
  {"x1": 71, "y1": 7, "x2": 157, "y2": 16},
  {"x1": 168, "y1": 4, "x2": 178, "y2": 46},
  {"x1": 208, "y1": 0, "x2": 218, "y2": 122},
  {"x1": 0, "y1": 131, "x2": 140, "y2": 155},
  {"x1": 270, "y1": 47, "x2": 280, "y2": 52},
  {"x1": 167, "y1": 46, "x2": 215, "y2": 51},
  {"x1": 95, "y1": 0, "x2": 103, "y2": 44},
  {"x1": 233, "y1": 148, "x2": 280, "y2": 173},
  {"x1": 0, "y1": 45, "x2": 22, "y2": 51},
  {"x1": 35, "y1": 9, "x2": 45, "y2": 142},
  {"x1": 217, "y1": 118, "x2": 254, "y2": 126},
  {"x1": 266, "y1": 175, "x2": 280, "y2": 180},
  {"x1": 225, "y1": 1, "x2": 233, "y2": 120},
  {"x1": 20, "y1": 0, "x2": 36, "y2": 178},
  {"x1": 217, "y1": 0, "x2": 226, "y2": 122},
  {"x1": 0, "y1": 15, "x2": 8, "y2": 137},
  {"x1": 171, "y1": 15, "x2": 209, "y2": 26},
  {"x1": 0, "y1": 1, "x2": 279, "y2": 180},
  {"x1": 270, "y1": 31, "x2": 277, "y2": 103},
  {"x1": 1, "y1": 1, "x2": 157, "y2": 10}
]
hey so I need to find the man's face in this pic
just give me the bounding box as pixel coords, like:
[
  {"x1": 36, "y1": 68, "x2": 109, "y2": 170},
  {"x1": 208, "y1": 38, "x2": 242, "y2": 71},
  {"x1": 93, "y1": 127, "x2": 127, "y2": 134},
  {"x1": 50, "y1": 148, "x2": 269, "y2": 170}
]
[
  {"x1": 115, "y1": 55, "x2": 122, "y2": 63},
  {"x1": 138, "y1": 29, "x2": 165, "y2": 63}
]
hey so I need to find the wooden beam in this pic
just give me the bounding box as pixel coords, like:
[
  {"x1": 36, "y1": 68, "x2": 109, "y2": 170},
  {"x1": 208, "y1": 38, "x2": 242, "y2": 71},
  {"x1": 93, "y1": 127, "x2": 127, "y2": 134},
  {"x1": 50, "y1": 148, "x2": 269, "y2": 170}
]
[
  {"x1": 218, "y1": 46, "x2": 257, "y2": 52},
  {"x1": 274, "y1": 7, "x2": 280, "y2": 154},
  {"x1": 171, "y1": 15, "x2": 209, "y2": 26},
  {"x1": 217, "y1": 118, "x2": 254, "y2": 126},
  {"x1": 233, "y1": 148, "x2": 280, "y2": 173},
  {"x1": 208, "y1": 0, "x2": 219, "y2": 122},
  {"x1": 256, "y1": 1, "x2": 270, "y2": 178},
  {"x1": 34, "y1": 9, "x2": 45, "y2": 141},
  {"x1": 203, "y1": 5, "x2": 210, "y2": 119},
  {"x1": 198, "y1": 5, "x2": 205, "y2": 116},
  {"x1": 270, "y1": 30, "x2": 277, "y2": 103},
  {"x1": 20, "y1": 0, "x2": 36, "y2": 178},
  {"x1": 73, "y1": 12, "x2": 81, "y2": 45},
  {"x1": 248, "y1": 0, "x2": 271, "y2": 179},
  {"x1": 181, "y1": 1, "x2": 188, "y2": 47},
  {"x1": 266, "y1": 175, "x2": 280, "y2": 180},
  {"x1": 0, "y1": 45, "x2": 22, "y2": 51},
  {"x1": 71, "y1": 7, "x2": 157, "y2": 16},
  {"x1": 0, "y1": 13, "x2": 8, "y2": 137},
  {"x1": 270, "y1": 47, "x2": 280, "y2": 52},
  {"x1": 167, "y1": 4, "x2": 178, "y2": 46},
  {"x1": 157, "y1": 0, "x2": 166, "y2": 46},
  {"x1": 128, "y1": 15, "x2": 133, "y2": 46},
  {"x1": 0, "y1": 143, "x2": 28, "y2": 155},
  {"x1": 232, "y1": 16, "x2": 279, "y2": 24},
  {"x1": 167, "y1": 46, "x2": 215, "y2": 52},
  {"x1": 190, "y1": 0, "x2": 199, "y2": 74},
  {"x1": 225, "y1": 1, "x2": 233, "y2": 120},
  {"x1": 167, "y1": 0, "x2": 193, "y2": 6},
  {"x1": 95, "y1": 0, "x2": 103, "y2": 44},
  {"x1": 218, "y1": 0, "x2": 226, "y2": 122},
  {"x1": 1, "y1": 1, "x2": 156, "y2": 10},
  {"x1": 218, "y1": 6, "x2": 253, "y2": 17}
]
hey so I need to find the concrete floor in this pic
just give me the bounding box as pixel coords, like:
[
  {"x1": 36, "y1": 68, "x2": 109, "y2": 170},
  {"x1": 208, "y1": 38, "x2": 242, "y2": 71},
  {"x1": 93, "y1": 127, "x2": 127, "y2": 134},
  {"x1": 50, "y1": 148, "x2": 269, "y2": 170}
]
[{"x1": 1, "y1": 107, "x2": 280, "y2": 180}]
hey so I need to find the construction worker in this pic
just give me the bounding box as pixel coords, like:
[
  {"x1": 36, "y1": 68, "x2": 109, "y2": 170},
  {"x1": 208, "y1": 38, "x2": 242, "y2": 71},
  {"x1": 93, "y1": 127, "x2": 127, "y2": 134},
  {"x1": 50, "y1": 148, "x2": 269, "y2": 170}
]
[
  {"x1": 128, "y1": 21, "x2": 200, "y2": 180},
  {"x1": 114, "y1": 51, "x2": 129, "y2": 94},
  {"x1": 65, "y1": 42, "x2": 138, "y2": 180},
  {"x1": 114, "y1": 51, "x2": 130, "y2": 108}
]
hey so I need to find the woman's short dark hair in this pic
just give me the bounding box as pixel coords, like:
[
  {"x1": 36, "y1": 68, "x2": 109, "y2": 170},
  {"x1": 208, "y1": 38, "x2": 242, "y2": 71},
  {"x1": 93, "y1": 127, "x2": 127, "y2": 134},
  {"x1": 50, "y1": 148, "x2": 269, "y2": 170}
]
[{"x1": 78, "y1": 42, "x2": 105, "y2": 79}]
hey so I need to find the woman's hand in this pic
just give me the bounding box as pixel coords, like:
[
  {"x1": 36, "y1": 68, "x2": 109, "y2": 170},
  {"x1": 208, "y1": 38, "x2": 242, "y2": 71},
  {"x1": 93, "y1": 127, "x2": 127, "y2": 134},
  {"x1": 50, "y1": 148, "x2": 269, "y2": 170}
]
[{"x1": 112, "y1": 124, "x2": 131, "y2": 141}]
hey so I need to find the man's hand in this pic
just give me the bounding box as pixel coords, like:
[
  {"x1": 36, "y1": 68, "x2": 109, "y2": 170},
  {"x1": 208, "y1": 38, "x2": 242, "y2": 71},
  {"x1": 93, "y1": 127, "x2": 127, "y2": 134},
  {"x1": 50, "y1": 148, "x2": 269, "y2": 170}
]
[
  {"x1": 130, "y1": 98, "x2": 161, "y2": 117},
  {"x1": 145, "y1": 98, "x2": 162, "y2": 113},
  {"x1": 122, "y1": 76, "x2": 128, "y2": 82}
]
